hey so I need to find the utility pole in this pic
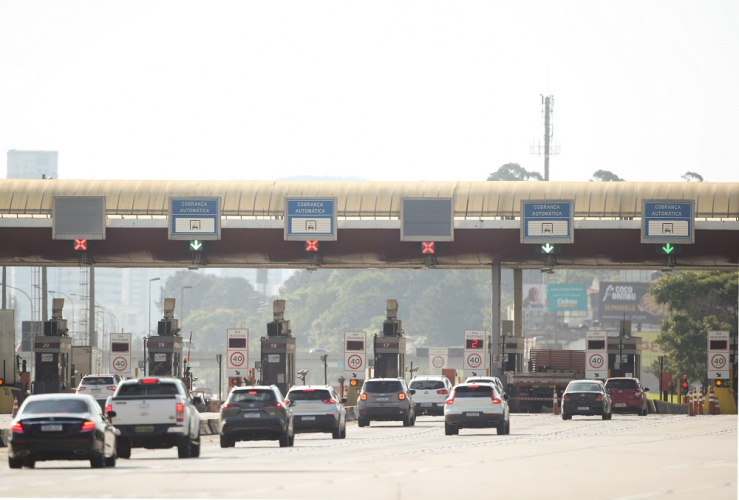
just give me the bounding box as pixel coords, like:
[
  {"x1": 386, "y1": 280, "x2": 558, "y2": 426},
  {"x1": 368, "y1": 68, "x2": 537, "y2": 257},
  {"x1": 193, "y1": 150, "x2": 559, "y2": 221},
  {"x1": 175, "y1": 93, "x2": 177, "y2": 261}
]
[{"x1": 531, "y1": 95, "x2": 559, "y2": 181}]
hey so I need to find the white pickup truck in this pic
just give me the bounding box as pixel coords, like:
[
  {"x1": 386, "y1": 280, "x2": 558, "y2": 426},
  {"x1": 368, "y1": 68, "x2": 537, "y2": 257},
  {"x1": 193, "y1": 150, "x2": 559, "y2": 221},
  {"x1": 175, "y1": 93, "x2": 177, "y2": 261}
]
[{"x1": 106, "y1": 377, "x2": 201, "y2": 459}]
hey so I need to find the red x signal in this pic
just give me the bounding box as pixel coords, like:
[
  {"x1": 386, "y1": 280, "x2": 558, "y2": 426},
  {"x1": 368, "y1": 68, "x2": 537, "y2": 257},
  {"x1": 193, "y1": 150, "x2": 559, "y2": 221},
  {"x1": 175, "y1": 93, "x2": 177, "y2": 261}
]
[
  {"x1": 74, "y1": 239, "x2": 88, "y2": 251},
  {"x1": 305, "y1": 240, "x2": 319, "y2": 252},
  {"x1": 422, "y1": 241, "x2": 435, "y2": 254}
]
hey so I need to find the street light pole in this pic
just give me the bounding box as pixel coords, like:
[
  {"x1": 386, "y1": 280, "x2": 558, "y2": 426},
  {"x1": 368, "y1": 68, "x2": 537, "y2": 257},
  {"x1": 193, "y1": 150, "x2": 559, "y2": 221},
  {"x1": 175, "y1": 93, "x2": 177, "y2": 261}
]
[
  {"x1": 149, "y1": 278, "x2": 160, "y2": 337},
  {"x1": 181, "y1": 285, "x2": 193, "y2": 333}
]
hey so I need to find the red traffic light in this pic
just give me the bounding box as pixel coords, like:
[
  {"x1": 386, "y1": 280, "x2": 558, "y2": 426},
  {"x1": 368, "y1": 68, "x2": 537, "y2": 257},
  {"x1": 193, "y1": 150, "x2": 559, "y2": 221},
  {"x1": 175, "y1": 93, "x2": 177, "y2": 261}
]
[
  {"x1": 74, "y1": 239, "x2": 88, "y2": 251},
  {"x1": 421, "y1": 241, "x2": 435, "y2": 254},
  {"x1": 682, "y1": 375, "x2": 688, "y2": 389},
  {"x1": 305, "y1": 240, "x2": 319, "y2": 252}
]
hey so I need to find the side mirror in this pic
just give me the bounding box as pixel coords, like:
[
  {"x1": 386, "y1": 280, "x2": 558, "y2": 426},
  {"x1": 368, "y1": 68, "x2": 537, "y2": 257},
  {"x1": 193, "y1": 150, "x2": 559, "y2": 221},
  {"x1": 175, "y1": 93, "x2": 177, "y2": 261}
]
[
  {"x1": 193, "y1": 396, "x2": 203, "y2": 405},
  {"x1": 643, "y1": 388, "x2": 649, "y2": 392},
  {"x1": 409, "y1": 389, "x2": 416, "y2": 395},
  {"x1": 607, "y1": 390, "x2": 613, "y2": 394},
  {"x1": 503, "y1": 394, "x2": 509, "y2": 401},
  {"x1": 341, "y1": 398, "x2": 347, "y2": 404},
  {"x1": 107, "y1": 411, "x2": 117, "y2": 419},
  {"x1": 289, "y1": 400, "x2": 297, "y2": 407}
]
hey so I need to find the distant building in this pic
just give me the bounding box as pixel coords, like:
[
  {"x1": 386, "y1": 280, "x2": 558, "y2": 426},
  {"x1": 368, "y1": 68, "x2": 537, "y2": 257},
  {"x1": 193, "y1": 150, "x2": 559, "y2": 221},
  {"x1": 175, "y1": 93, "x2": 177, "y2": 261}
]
[{"x1": 6, "y1": 150, "x2": 58, "y2": 179}]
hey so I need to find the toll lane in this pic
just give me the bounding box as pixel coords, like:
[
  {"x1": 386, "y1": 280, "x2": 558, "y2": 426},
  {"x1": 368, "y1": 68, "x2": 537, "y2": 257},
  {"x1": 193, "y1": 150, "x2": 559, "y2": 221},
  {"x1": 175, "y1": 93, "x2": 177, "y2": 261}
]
[{"x1": 0, "y1": 414, "x2": 735, "y2": 499}]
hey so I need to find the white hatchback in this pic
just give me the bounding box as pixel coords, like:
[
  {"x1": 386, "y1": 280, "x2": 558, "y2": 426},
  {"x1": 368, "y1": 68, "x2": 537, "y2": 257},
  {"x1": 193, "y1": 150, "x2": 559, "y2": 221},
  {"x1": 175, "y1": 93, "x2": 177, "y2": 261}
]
[
  {"x1": 444, "y1": 382, "x2": 510, "y2": 435},
  {"x1": 76, "y1": 375, "x2": 121, "y2": 407},
  {"x1": 409, "y1": 376, "x2": 452, "y2": 416}
]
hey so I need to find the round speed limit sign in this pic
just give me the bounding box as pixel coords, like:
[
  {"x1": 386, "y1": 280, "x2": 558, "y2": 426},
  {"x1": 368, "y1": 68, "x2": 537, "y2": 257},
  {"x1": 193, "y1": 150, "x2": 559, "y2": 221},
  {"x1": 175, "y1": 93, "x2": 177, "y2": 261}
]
[
  {"x1": 466, "y1": 353, "x2": 483, "y2": 369},
  {"x1": 230, "y1": 351, "x2": 245, "y2": 367},
  {"x1": 432, "y1": 356, "x2": 445, "y2": 369},
  {"x1": 711, "y1": 353, "x2": 727, "y2": 370},
  {"x1": 112, "y1": 356, "x2": 127, "y2": 372},
  {"x1": 347, "y1": 354, "x2": 363, "y2": 370},
  {"x1": 588, "y1": 353, "x2": 605, "y2": 370}
]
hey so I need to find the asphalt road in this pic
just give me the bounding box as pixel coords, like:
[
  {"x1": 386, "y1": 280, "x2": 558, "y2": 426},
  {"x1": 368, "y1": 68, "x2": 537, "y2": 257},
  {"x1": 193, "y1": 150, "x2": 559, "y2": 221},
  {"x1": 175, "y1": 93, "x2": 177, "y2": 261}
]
[{"x1": 0, "y1": 414, "x2": 736, "y2": 499}]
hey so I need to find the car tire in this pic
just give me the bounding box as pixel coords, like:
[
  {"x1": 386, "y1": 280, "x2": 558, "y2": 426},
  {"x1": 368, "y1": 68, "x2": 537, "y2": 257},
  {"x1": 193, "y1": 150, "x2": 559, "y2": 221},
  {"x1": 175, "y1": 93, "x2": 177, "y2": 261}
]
[
  {"x1": 8, "y1": 456, "x2": 23, "y2": 469},
  {"x1": 90, "y1": 453, "x2": 105, "y2": 468},
  {"x1": 497, "y1": 421, "x2": 506, "y2": 435},
  {"x1": 117, "y1": 438, "x2": 131, "y2": 459},
  {"x1": 562, "y1": 413, "x2": 570, "y2": 420},
  {"x1": 444, "y1": 424, "x2": 456, "y2": 436},
  {"x1": 332, "y1": 423, "x2": 342, "y2": 439},
  {"x1": 358, "y1": 418, "x2": 369, "y2": 427},
  {"x1": 104, "y1": 451, "x2": 117, "y2": 467},
  {"x1": 220, "y1": 434, "x2": 235, "y2": 448},
  {"x1": 191, "y1": 433, "x2": 201, "y2": 458},
  {"x1": 403, "y1": 413, "x2": 412, "y2": 427},
  {"x1": 640, "y1": 407, "x2": 647, "y2": 416},
  {"x1": 24, "y1": 461, "x2": 35, "y2": 469},
  {"x1": 279, "y1": 431, "x2": 290, "y2": 448},
  {"x1": 177, "y1": 436, "x2": 192, "y2": 458},
  {"x1": 505, "y1": 419, "x2": 511, "y2": 435},
  {"x1": 411, "y1": 414, "x2": 416, "y2": 426},
  {"x1": 340, "y1": 423, "x2": 347, "y2": 439}
]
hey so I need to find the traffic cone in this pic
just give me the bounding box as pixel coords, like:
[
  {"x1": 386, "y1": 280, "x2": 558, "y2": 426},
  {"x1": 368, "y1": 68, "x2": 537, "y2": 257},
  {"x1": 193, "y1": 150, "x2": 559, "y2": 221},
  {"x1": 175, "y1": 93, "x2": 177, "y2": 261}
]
[
  {"x1": 707, "y1": 386, "x2": 716, "y2": 415},
  {"x1": 715, "y1": 390, "x2": 721, "y2": 415},
  {"x1": 552, "y1": 389, "x2": 559, "y2": 415},
  {"x1": 12, "y1": 397, "x2": 18, "y2": 417},
  {"x1": 688, "y1": 388, "x2": 695, "y2": 416},
  {"x1": 698, "y1": 389, "x2": 705, "y2": 415}
]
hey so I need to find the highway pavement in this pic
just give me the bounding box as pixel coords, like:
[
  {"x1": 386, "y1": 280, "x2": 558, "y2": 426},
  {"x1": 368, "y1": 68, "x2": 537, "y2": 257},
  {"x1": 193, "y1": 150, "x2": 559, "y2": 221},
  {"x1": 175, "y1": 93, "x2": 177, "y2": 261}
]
[{"x1": 0, "y1": 414, "x2": 736, "y2": 499}]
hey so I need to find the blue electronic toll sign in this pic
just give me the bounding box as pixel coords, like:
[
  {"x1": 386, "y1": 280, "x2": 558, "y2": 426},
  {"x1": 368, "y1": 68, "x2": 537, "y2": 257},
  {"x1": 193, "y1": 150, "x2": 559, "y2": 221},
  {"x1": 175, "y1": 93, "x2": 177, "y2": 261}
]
[
  {"x1": 642, "y1": 200, "x2": 694, "y2": 244},
  {"x1": 520, "y1": 200, "x2": 574, "y2": 244},
  {"x1": 169, "y1": 197, "x2": 221, "y2": 240},
  {"x1": 284, "y1": 198, "x2": 337, "y2": 241}
]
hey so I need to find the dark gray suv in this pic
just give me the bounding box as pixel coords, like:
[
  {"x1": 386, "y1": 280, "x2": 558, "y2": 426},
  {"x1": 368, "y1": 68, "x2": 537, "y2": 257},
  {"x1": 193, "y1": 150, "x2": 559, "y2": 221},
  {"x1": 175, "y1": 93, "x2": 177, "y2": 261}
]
[
  {"x1": 219, "y1": 385, "x2": 294, "y2": 447},
  {"x1": 357, "y1": 378, "x2": 416, "y2": 427}
]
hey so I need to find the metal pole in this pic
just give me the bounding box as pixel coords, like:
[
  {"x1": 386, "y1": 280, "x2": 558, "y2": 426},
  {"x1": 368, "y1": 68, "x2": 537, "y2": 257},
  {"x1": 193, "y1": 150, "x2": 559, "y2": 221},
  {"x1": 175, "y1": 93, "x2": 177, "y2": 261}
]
[
  {"x1": 2, "y1": 267, "x2": 6, "y2": 309},
  {"x1": 89, "y1": 267, "x2": 96, "y2": 348},
  {"x1": 41, "y1": 267, "x2": 48, "y2": 322},
  {"x1": 217, "y1": 354, "x2": 222, "y2": 400},
  {"x1": 148, "y1": 278, "x2": 160, "y2": 337},
  {"x1": 491, "y1": 264, "x2": 501, "y2": 377},
  {"x1": 544, "y1": 96, "x2": 551, "y2": 181},
  {"x1": 513, "y1": 269, "x2": 523, "y2": 339}
]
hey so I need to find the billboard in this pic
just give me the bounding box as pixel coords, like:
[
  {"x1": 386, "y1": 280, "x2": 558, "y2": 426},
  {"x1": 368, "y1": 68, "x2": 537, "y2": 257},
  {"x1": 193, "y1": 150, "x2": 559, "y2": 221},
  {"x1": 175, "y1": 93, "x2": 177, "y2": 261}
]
[
  {"x1": 522, "y1": 284, "x2": 587, "y2": 311},
  {"x1": 598, "y1": 282, "x2": 668, "y2": 323}
]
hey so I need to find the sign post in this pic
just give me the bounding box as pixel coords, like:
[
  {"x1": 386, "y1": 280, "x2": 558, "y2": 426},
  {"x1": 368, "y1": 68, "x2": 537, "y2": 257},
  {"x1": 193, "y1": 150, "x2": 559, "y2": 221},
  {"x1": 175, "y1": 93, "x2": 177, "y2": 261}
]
[
  {"x1": 707, "y1": 330, "x2": 730, "y2": 380},
  {"x1": 428, "y1": 347, "x2": 448, "y2": 374},
  {"x1": 344, "y1": 331, "x2": 366, "y2": 374},
  {"x1": 463, "y1": 330, "x2": 487, "y2": 373},
  {"x1": 585, "y1": 330, "x2": 607, "y2": 380},
  {"x1": 226, "y1": 328, "x2": 249, "y2": 378},
  {"x1": 109, "y1": 333, "x2": 132, "y2": 377}
]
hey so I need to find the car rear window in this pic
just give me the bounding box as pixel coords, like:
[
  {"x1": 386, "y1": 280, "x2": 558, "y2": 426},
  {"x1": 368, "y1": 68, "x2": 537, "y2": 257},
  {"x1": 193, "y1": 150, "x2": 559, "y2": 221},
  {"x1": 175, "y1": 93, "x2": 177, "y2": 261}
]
[
  {"x1": 364, "y1": 381, "x2": 403, "y2": 393},
  {"x1": 605, "y1": 379, "x2": 638, "y2": 389},
  {"x1": 81, "y1": 377, "x2": 115, "y2": 385},
  {"x1": 230, "y1": 389, "x2": 277, "y2": 403},
  {"x1": 23, "y1": 399, "x2": 91, "y2": 414},
  {"x1": 409, "y1": 380, "x2": 446, "y2": 390},
  {"x1": 455, "y1": 385, "x2": 493, "y2": 397},
  {"x1": 117, "y1": 383, "x2": 180, "y2": 397},
  {"x1": 287, "y1": 389, "x2": 332, "y2": 401},
  {"x1": 568, "y1": 382, "x2": 602, "y2": 392}
]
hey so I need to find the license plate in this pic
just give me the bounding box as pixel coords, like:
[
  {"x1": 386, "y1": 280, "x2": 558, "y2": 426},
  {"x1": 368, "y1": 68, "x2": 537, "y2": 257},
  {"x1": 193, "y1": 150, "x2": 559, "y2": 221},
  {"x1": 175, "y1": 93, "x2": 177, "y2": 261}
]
[
  {"x1": 615, "y1": 403, "x2": 626, "y2": 407},
  {"x1": 41, "y1": 424, "x2": 62, "y2": 432},
  {"x1": 244, "y1": 413, "x2": 260, "y2": 418},
  {"x1": 302, "y1": 416, "x2": 315, "y2": 421},
  {"x1": 91, "y1": 388, "x2": 101, "y2": 392},
  {"x1": 578, "y1": 406, "x2": 589, "y2": 411},
  {"x1": 135, "y1": 426, "x2": 154, "y2": 433},
  {"x1": 376, "y1": 397, "x2": 389, "y2": 402},
  {"x1": 421, "y1": 403, "x2": 432, "y2": 407},
  {"x1": 465, "y1": 412, "x2": 480, "y2": 417}
]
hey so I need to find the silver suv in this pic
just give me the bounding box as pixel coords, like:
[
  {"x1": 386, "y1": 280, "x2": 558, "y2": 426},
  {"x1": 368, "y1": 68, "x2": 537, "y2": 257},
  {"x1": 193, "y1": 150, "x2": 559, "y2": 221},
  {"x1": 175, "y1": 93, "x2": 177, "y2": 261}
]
[
  {"x1": 409, "y1": 376, "x2": 452, "y2": 416},
  {"x1": 464, "y1": 376, "x2": 506, "y2": 397},
  {"x1": 76, "y1": 375, "x2": 121, "y2": 407},
  {"x1": 444, "y1": 382, "x2": 510, "y2": 436},
  {"x1": 219, "y1": 385, "x2": 294, "y2": 448},
  {"x1": 357, "y1": 378, "x2": 416, "y2": 427},
  {"x1": 285, "y1": 385, "x2": 347, "y2": 439}
]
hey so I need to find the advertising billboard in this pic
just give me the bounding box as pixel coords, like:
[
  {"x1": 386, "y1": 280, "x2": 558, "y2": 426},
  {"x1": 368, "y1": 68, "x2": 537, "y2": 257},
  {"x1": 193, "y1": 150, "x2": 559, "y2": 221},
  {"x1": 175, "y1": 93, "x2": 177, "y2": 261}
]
[
  {"x1": 598, "y1": 282, "x2": 668, "y2": 323},
  {"x1": 522, "y1": 284, "x2": 587, "y2": 311}
]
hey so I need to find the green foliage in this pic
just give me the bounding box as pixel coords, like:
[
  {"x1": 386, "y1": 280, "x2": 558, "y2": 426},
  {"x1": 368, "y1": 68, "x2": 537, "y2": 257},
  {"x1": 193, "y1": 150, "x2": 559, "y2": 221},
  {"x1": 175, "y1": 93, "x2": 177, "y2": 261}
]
[
  {"x1": 590, "y1": 169, "x2": 625, "y2": 182},
  {"x1": 681, "y1": 171, "x2": 704, "y2": 182},
  {"x1": 487, "y1": 163, "x2": 543, "y2": 181}
]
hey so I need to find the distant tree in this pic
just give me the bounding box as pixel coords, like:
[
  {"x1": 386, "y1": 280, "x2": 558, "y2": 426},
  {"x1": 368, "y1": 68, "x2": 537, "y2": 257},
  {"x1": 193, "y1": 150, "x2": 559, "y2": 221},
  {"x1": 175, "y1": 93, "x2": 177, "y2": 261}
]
[
  {"x1": 681, "y1": 171, "x2": 704, "y2": 182},
  {"x1": 487, "y1": 163, "x2": 543, "y2": 181},
  {"x1": 590, "y1": 170, "x2": 624, "y2": 182}
]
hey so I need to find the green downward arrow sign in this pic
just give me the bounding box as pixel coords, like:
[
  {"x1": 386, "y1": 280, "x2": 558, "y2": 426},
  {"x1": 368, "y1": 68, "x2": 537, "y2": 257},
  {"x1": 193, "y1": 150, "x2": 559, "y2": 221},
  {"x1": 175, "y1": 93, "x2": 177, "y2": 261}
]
[
  {"x1": 662, "y1": 243, "x2": 674, "y2": 254},
  {"x1": 190, "y1": 240, "x2": 203, "y2": 251},
  {"x1": 542, "y1": 243, "x2": 555, "y2": 254}
]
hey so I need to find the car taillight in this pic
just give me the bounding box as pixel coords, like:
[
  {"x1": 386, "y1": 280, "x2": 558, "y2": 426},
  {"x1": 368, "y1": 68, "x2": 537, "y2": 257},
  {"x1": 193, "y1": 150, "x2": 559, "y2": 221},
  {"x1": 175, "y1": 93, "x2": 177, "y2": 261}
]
[
  {"x1": 265, "y1": 402, "x2": 284, "y2": 408},
  {"x1": 437, "y1": 389, "x2": 448, "y2": 395},
  {"x1": 634, "y1": 391, "x2": 641, "y2": 397},
  {"x1": 446, "y1": 390, "x2": 456, "y2": 405},
  {"x1": 176, "y1": 403, "x2": 184, "y2": 422},
  {"x1": 398, "y1": 393, "x2": 406, "y2": 400},
  {"x1": 360, "y1": 394, "x2": 367, "y2": 401},
  {"x1": 107, "y1": 386, "x2": 116, "y2": 391},
  {"x1": 81, "y1": 421, "x2": 96, "y2": 432},
  {"x1": 221, "y1": 404, "x2": 236, "y2": 410},
  {"x1": 141, "y1": 378, "x2": 158, "y2": 384},
  {"x1": 11, "y1": 422, "x2": 23, "y2": 433},
  {"x1": 596, "y1": 394, "x2": 603, "y2": 402},
  {"x1": 284, "y1": 399, "x2": 290, "y2": 405},
  {"x1": 77, "y1": 386, "x2": 86, "y2": 391},
  {"x1": 105, "y1": 404, "x2": 112, "y2": 414},
  {"x1": 563, "y1": 394, "x2": 569, "y2": 402},
  {"x1": 302, "y1": 389, "x2": 316, "y2": 392},
  {"x1": 322, "y1": 399, "x2": 337, "y2": 404},
  {"x1": 492, "y1": 397, "x2": 502, "y2": 404}
]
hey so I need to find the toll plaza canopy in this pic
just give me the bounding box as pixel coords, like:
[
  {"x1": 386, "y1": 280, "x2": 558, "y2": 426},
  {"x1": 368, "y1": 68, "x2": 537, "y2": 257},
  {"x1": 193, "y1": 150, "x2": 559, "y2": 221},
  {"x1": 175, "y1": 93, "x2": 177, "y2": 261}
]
[{"x1": 0, "y1": 179, "x2": 737, "y2": 269}]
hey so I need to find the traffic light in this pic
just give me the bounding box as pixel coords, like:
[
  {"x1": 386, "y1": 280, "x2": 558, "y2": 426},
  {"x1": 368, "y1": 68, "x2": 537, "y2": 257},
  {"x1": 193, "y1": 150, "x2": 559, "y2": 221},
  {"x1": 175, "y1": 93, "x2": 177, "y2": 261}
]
[
  {"x1": 681, "y1": 375, "x2": 689, "y2": 390},
  {"x1": 421, "y1": 241, "x2": 435, "y2": 254},
  {"x1": 189, "y1": 240, "x2": 204, "y2": 251},
  {"x1": 656, "y1": 244, "x2": 681, "y2": 255},
  {"x1": 715, "y1": 379, "x2": 728, "y2": 388},
  {"x1": 535, "y1": 243, "x2": 560, "y2": 254},
  {"x1": 349, "y1": 378, "x2": 358, "y2": 387},
  {"x1": 305, "y1": 240, "x2": 319, "y2": 252},
  {"x1": 73, "y1": 238, "x2": 88, "y2": 251},
  {"x1": 0, "y1": 378, "x2": 4, "y2": 385}
]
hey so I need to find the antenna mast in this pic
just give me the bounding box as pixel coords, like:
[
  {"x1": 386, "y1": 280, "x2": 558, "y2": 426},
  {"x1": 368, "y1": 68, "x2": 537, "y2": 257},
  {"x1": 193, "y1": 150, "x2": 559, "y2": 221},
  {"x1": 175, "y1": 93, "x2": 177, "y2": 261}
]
[{"x1": 531, "y1": 95, "x2": 560, "y2": 181}]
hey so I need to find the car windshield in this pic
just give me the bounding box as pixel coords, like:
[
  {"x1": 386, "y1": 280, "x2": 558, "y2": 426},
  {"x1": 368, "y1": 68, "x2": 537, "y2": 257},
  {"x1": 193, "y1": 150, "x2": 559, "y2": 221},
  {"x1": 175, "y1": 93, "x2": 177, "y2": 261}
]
[
  {"x1": 230, "y1": 390, "x2": 276, "y2": 403},
  {"x1": 364, "y1": 381, "x2": 403, "y2": 393},
  {"x1": 117, "y1": 383, "x2": 180, "y2": 397},
  {"x1": 23, "y1": 399, "x2": 90, "y2": 414},
  {"x1": 455, "y1": 385, "x2": 493, "y2": 397},
  {"x1": 605, "y1": 379, "x2": 638, "y2": 389},
  {"x1": 80, "y1": 377, "x2": 115, "y2": 385},
  {"x1": 287, "y1": 390, "x2": 332, "y2": 401},
  {"x1": 568, "y1": 383, "x2": 602, "y2": 392},
  {"x1": 409, "y1": 380, "x2": 445, "y2": 390}
]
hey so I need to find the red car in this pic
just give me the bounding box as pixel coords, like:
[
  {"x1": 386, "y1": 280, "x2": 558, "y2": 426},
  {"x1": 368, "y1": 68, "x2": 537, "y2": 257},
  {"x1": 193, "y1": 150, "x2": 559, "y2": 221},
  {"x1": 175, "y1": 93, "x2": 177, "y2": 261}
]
[{"x1": 604, "y1": 377, "x2": 649, "y2": 416}]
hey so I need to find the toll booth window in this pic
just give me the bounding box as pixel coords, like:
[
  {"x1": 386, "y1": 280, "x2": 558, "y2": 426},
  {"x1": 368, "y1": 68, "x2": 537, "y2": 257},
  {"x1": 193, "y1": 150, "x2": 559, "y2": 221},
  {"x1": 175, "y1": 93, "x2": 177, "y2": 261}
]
[
  {"x1": 605, "y1": 379, "x2": 638, "y2": 389},
  {"x1": 117, "y1": 383, "x2": 180, "y2": 397},
  {"x1": 587, "y1": 340, "x2": 606, "y2": 350},
  {"x1": 23, "y1": 399, "x2": 91, "y2": 414},
  {"x1": 363, "y1": 381, "x2": 403, "y2": 393},
  {"x1": 230, "y1": 389, "x2": 276, "y2": 403},
  {"x1": 81, "y1": 377, "x2": 116, "y2": 386},
  {"x1": 346, "y1": 340, "x2": 364, "y2": 351},
  {"x1": 465, "y1": 339, "x2": 484, "y2": 349},
  {"x1": 287, "y1": 389, "x2": 332, "y2": 401},
  {"x1": 455, "y1": 386, "x2": 493, "y2": 398},
  {"x1": 710, "y1": 340, "x2": 728, "y2": 350},
  {"x1": 409, "y1": 380, "x2": 445, "y2": 390},
  {"x1": 229, "y1": 338, "x2": 247, "y2": 349},
  {"x1": 111, "y1": 342, "x2": 129, "y2": 353}
]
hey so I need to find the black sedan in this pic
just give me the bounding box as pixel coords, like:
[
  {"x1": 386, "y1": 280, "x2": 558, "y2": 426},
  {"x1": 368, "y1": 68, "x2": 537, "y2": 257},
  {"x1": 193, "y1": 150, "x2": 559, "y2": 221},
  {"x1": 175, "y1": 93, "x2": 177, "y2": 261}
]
[
  {"x1": 561, "y1": 380, "x2": 613, "y2": 420},
  {"x1": 8, "y1": 393, "x2": 119, "y2": 469}
]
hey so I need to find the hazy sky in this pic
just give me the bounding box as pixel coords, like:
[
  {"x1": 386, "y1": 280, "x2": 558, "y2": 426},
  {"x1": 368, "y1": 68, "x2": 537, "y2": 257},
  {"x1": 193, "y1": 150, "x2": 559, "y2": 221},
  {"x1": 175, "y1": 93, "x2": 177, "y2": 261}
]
[{"x1": 1, "y1": 1, "x2": 737, "y2": 183}]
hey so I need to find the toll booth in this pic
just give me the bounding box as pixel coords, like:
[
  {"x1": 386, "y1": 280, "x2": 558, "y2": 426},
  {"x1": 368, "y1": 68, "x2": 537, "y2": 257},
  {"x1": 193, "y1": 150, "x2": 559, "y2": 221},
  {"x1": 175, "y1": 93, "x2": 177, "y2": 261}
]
[
  {"x1": 259, "y1": 300, "x2": 296, "y2": 395},
  {"x1": 33, "y1": 298, "x2": 72, "y2": 394},
  {"x1": 147, "y1": 298, "x2": 183, "y2": 377},
  {"x1": 500, "y1": 320, "x2": 524, "y2": 373},
  {"x1": 346, "y1": 377, "x2": 364, "y2": 406},
  {"x1": 373, "y1": 300, "x2": 406, "y2": 379}
]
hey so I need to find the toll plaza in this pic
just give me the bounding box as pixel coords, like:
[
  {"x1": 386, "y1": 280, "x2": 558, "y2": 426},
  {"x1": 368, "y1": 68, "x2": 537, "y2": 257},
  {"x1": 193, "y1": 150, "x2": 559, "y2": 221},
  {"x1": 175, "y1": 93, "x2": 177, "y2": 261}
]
[
  {"x1": 147, "y1": 298, "x2": 183, "y2": 377},
  {"x1": 33, "y1": 298, "x2": 71, "y2": 394},
  {"x1": 373, "y1": 300, "x2": 406, "y2": 379},
  {"x1": 260, "y1": 300, "x2": 295, "y2": 395},
  {"x1": 607, "y1": 321, "x2": 643, "y2": 379}
]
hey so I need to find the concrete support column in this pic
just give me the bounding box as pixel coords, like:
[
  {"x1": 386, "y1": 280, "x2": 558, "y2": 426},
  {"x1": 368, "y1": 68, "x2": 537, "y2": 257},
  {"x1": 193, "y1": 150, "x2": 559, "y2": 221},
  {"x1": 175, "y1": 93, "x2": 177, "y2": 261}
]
[
  {"x1": 491, "y1": 264, "x2": 501, "y2": 377},
  {"x1": 514, "y1": 269, "x2": 523, "y2": 339}
]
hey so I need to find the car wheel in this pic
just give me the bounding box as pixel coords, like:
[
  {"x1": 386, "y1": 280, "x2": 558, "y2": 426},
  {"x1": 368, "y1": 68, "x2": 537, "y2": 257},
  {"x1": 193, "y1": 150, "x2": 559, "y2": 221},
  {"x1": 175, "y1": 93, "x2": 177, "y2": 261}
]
[
  {"x1": 117, "y1": 438, "x2": 131, "y2": 459},
  {"x1": 90, "y1": 453, "x2": 105, "y2": 468},
  {"x1": 191, "y1": 433, "x2": 201, "y2": 457},
  {"x1": 358, "y1": 418, "x2": 369, "y2": 428},
  {"x1": 562, "y1": 413, "x2": 570, "y2": 420},
  {"x1": 24, "y1": 461, "x2": 35, "y2": 469},
  {"x1": 279, "y1": 431, "x2": 290, "y2": 448},
  {"x1": 340, "y1": 423, "x2": 347, "y2": 439},
  {"x1": 411, "y1": 414, "x2": 416, "y2": 426},
  {"x1": 104, "y1": 451, "x2": 117, "y2": 467},
  {"x1": 403, "y1": 413, "x2": 412, "y2": 427},
  {"x1": 220, "y1": 434, "x2": 235, "y2": 448},
  {"x1": 497, "y1": 421, "x2": 506, "y2": 435},
  {"x1": 332, "y1": 423, "x2": 342, "y2": 439},
  {"x1": 177, "y1": 436, "x2": 192, "y2": 458},
  {"x1": 640, "y1": 407, "x2": 647, "y2": 416},
  {"x1": 444, "y1": 424, "x2": 456, "y2": 436},
  {"x1": 8, "y1": 456, "x2": 23, "y2": 469},
  {"x1": 505, "y1": 419, "x2": 511, "y2": 435}
]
